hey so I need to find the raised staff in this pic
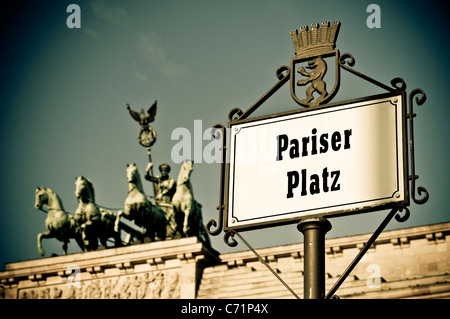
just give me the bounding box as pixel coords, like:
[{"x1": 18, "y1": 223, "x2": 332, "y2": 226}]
[{"x1": 126, "y1": 101, "x2": 158, "y2": 195}]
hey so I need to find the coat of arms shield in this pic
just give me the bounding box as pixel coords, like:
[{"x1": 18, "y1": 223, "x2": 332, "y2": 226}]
[{"x1": 289, "y1": 22, "x2": 341, "y2": 107}]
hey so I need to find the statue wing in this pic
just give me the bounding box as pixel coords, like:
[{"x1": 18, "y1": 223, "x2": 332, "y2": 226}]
[
  {"x1": 127, "y1": 104, "x2": 141, "y2": 122},
  {"x1": 147, "y1": 100, "x2": 157, "y2": 122}
]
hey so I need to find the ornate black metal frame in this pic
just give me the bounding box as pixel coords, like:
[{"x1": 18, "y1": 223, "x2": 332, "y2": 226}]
[{"x1": 207, "y1": 51, "x2": 429, "y2": 298}]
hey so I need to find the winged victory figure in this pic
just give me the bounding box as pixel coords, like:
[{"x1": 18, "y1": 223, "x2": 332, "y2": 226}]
[{"x1": 126, "y1": 100, "x2": 157, "y2": 130}]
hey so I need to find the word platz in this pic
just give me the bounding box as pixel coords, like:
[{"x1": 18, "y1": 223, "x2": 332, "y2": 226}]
[{"x1": 276, "y1": 128, "x2": 352, "y2": 198}]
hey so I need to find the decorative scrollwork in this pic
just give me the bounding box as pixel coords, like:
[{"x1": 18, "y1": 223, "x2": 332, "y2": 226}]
[
  {"x1": 207, "y1": 123, "x2": 227, "y2": 236},
  {"x1": 228, "y1": 108, "x2": 244, "y2": 122},
  {"x1": 339, "y1": 53, "x2": 355, "y2": 67},
  {"x1": 412, "y1": 88, "x2": 426, "y2": 106},
  {"x1": 224, "y1": 230, "x2": 238, "y2": 247},
  {"x1": 407, "y1": 88, "x2": 429, "y2": 205},
  {"x1": 390, "y1": 77, "x2": 406, "y2": 91},
  {"x1": 414, "y1": 186, "x2": 430, "y2": 205},
  {"x1": 394, "y1": 205, "x2": 410, "y2": 223},
  {"x1": 206, "y1": 219, "x2": 220, "y2": 237},
  {"x1": 276, "y1": 65, "x2": 290, "y2": 80},
  {"x1": 210, "y1": 123, "x2": 225, "y2": 140}
]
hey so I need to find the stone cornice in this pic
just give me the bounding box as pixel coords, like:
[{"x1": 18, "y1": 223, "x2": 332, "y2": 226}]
[
  {"x1": 219, "y1": 222, "x2": 450, "y2": 267},
  {"x1": 1, "y1": 237, "x2": 218, "y2": 284}
]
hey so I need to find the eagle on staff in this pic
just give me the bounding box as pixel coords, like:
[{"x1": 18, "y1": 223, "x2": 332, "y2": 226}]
[
  {"x1": 127, "y1": 100, "x2": 157, "y2": 129},
  {"x1": 126, "y1": 100, "x2": 158, "y2": 148}
]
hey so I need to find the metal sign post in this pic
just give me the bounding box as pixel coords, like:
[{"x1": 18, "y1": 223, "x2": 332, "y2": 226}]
[
  {"x1": 207, "y1": 21, "x2": 429, "y2": 299},
  {"x1": 297, "y1": 217, "x2": 331, "y2": 299}
]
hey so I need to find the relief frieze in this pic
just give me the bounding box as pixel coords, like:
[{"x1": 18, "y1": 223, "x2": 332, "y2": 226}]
[{"x1": 18, "y1": 270, "x2": 180, "y2": 299}]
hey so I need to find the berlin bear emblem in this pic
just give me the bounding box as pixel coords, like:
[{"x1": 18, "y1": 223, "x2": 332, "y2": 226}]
[
  {"x1": 296, "y1": 56, "x2": 328, "y2": 105},
  {"x1": 290, "y1": 21, "x2": 341, "y2": 107}
]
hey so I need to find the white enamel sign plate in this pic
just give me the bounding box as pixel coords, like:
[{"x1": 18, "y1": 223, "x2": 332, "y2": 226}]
[{"x1": 226, "y1": 93, "x2": 408, "y2": 230}]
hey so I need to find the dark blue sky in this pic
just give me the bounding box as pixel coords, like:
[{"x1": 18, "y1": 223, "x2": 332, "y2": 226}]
[{"x1": 0, "y1": 0, "x2": 448, "y2": 270}]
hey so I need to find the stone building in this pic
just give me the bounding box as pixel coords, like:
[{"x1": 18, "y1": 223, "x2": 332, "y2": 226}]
[{"x1": 1, "y1": 221, "x2": 449, "y2": 299}]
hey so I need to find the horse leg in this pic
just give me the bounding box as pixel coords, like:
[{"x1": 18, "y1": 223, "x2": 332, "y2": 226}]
[
  {"x1": 62, "y1": 240, "x2": 69, "y2": 255},
  {"x1": 159, "y1": 213, "x2": 167, "y2": 241},
  {"x1": 114, "y1": 231, "x2": 123, "y2": 247},
  {"x1": 61, "y1": 220, "x2": 74, "y2": 255},
  {"x1": 114, "y1": 210, "x2": 124, "y2": 233},
  {"x1": 174, "y1": 208, "x2": 187, "y2": 237},
  {"x1": 37, "y1": 230, "x2": 52, "y2": 256},
  {"x1": 82, "y1": 221, "x2": 98, "y2": 251},
  {"x1": 74, "y1": 233, "x2": 85, "y2": 252},
  {"x1": 106, "y1": 219, "x2": 123, "y2": 248},
  {"x1": 80, "y1": 224, "x2": 88, "y2": 252},
  {"x1": 69, "y1": 216, "x2": 85, "y2": 252},
  {"x1": 153, "y1": 212, "x2": 166, "y2": 241},
  {"x1": 199, "y1": 221, "x2": 212, "y2": 246},
  {"x1": 99, "y1": 233, "x2": 107, "y2": 248},
  {"x1": 142, "y1": 226, "x2": 154, "y2": 242},
  {"x1": 150, "y1": 206, "x2": 167, "y2": 241},
  {"x1": 183, "y1": 208, "x2": 190, "y2": 237}
]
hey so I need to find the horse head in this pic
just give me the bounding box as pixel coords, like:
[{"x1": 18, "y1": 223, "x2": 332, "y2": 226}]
[
  {"x1": 126, "y1": 163, "x2": 138, "y2": 183},
  {"x1": 35, "y1": 187, "x2": 48, "y2": 211},
  {"x1": 75, "y1": 176, "x2": 95, "y2": 203},
  {"x1": 35, "y1": 186, "x2": 65, "y2": 212},
  {"x1": 177, "y1": 160, "x2": 193, "y2": 186},
  {"x1": 126, "y1": 163, "x2": 144, "y2": 193}
]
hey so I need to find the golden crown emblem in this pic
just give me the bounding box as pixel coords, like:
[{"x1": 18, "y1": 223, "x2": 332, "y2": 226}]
[{"x1": 290, "y1": 21, "x2": 340, "y2": 59}]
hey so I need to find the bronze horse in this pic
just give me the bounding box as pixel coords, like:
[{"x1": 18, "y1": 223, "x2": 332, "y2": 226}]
[
  {"x1": 75, "y1": 176, "x2": 125, "y2": 250},
  {"x1": 35, "y1": 187, "x2": 83, "y2": 256},
  {"x1": 114, "y1": 164, "x2": 167, "y2": 242},
  {"x1": 172, "y1": 161, "x2": 210, "y2": 245}
]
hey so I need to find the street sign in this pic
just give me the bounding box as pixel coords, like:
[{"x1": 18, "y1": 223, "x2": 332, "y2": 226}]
[
  {"x1": 206, "y1": 21, "x2": 429, "y2": 300},
  {"x1": 225, "y1": 92, "x2": 408, "y2": 231}
]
